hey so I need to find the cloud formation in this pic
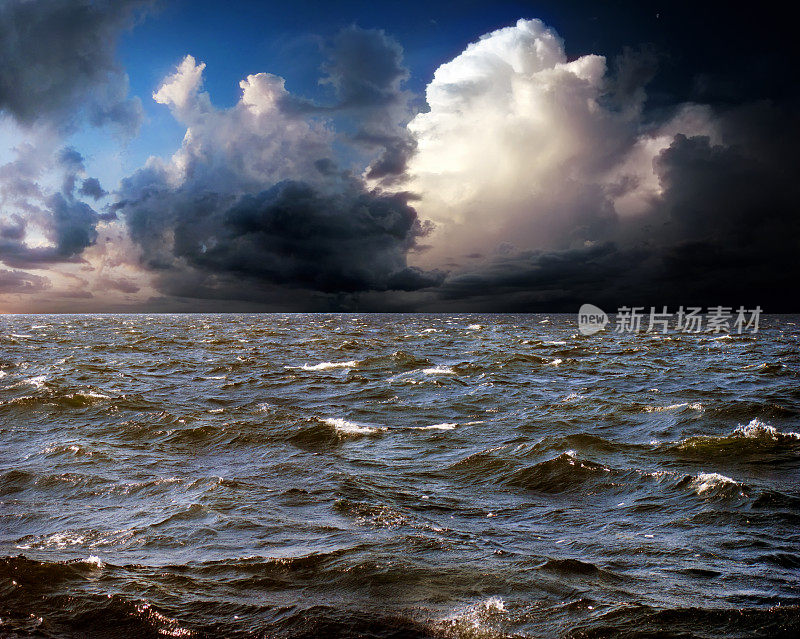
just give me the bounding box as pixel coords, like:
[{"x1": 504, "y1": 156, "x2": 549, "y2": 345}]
[
  {"x1": 0, "y1": 268, "x2": 50, "y2": 295},
  {"x1": 3, "y1": 12, "x2": 797, "y2": 311},
  {"x1": 321, "y1": 26, "x2": 418, "y2": 183},
  {"x1": 0, "y1": 0, "x2": 150, "y2": 134},
  {"x1": 0, "y1": 142, "x2": 106, "y2": 268},
  {"x1": 406, "y1": 19, "x2": 714, "y2": 261},
  {"x1": 116, "y1": 43, "x2": 441, "y2": 304},
  {"x1": 402, "y1": 19, "x2": 799, "y2": 310}
]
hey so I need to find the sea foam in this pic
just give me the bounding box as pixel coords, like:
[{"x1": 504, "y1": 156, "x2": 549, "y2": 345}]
[
  {"x1": 323, "y1": 417, "x2": 384, "y2": 436},
  {"x1": 299, "y1": 360, "x2": 357, "y2": 371},
  {"x1": 690, "y1": 472, "x2": 740, "y2": 495}
]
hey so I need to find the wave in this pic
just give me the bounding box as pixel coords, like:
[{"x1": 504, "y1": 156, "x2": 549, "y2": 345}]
[
  {"x1": 686, "y1": 472, "x2": 744, "y2": 497},
  {"x1": 743, "y1": 361, "x2": 789, "y2": 375},
  {"x1": 498, "y1": 352, "x2": 548, "y2": 367},
  {"x1": 322, "y1": 417, "x2": 384, "y2": 436},
  {"x1": 433, "y1": 597, "x2": 507, "y2": 638},
  {"x1": 40, "y1": 442, "x2": 110, "y2": 460},
  {"x1": 15, "y1": 528, "x2": 135, "y2": 551},
  {"x1": 358, "y1": 350, "x2": 431, "y2": 371},
  {"x1": 446, "y1": 446, "x2": 762, "y2": 503},
  {"x1": 289, "y1": 417, "x2": 386, "y2": 449},
  {"x1": 526, "y1": 433, "x2": 649, "y2": 456},
  {"x1": 333, "y1": 498, "x2": 409, "y2": 527},
  {"x1": 422, "y1": 365, "x2": 457, "y2": 375},
  {"x1": 505, "y1": 452, "x2": 613, "y2": 493},
  {"x1": 536, "y1": 557, "x2": 602, "y2": 576},
  {"x1": 296, "y1": 360, "x2": 358, "y2": 371},
  {"x1": 22, "y1": 374, "x2": 48, "y2": 389},
  {"x1": 0, "y1": 387, "x2": 139, "y2": 412},
  {"x1": 0, "y1": 556, "x2": 196, "y2": 639},
  {"x1": 568, "y1": 603, "x2": 800, "y2": 639},
  {"x1": 2, "y1": 553, "x2": 798, "y2": 639},
  {"x1": 446, "y1": 448, "x2": 623, "y2": 495},
  {"x1": 419, "y1": 422, "x2": 458, "y2": 430},
  {"x1": 672, "y1": 418, "x2": 800, "y2": 456},
  {"x1": 735, "y1": 418, "x2": 800, "y2": 440},
  {"x1": 643, "y1": 402, "x2": 704, "y2": 413},
  {"x1": 532, "y1": 557, "x2": 629, "y2": 582}
]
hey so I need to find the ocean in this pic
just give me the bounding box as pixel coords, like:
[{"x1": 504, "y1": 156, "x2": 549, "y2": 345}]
[{"x1": 1, "y1": 313, "x2": 798, "y2": 638}]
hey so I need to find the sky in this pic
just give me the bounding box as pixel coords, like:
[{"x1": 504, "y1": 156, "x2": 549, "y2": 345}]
[{"x1": 1, "y1": 0, "x2": 798, "y2": 312}]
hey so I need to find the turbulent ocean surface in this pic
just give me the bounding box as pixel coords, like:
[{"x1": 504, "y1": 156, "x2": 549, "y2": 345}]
[{"x1": 1, "y1": 313, "x2": 799, "y2": 638}]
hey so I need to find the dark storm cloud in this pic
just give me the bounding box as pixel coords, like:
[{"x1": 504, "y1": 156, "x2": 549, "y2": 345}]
[
  {"x1": 606, "y1": 44, "x2": 660, "y2": 108},
  {"x1": 119, "y1": 172, "x2": 442, "y2": 298},
  {"x1": 315, "y1": 26, "x2": 418, "y2": 182},
  {"x1": 79, "y1": 178, "x2": 108, "y2": 201},
  {"x1": 356, "y1": 132, "x2": 417, "y2": 181},
  {"x1": 435, "y1": 243, "x2": 638, "y2": 311},
  {"x1": 46, "y1": 193, "x2": 100, "y2": 258},
  {"x1": 0, "y1": 268, "x2": 50, "y2": 294},
  {"x1": 322, "y1": 26, "x2": 408, "y2": 109},
  {"x1": 110, "y1": 27, "x2": 442, "y2": 306},
  {"x1": 98, "y1": 275, "x2": 140, "y2": 295},
  {"x1": 0, "y1": 0, "x2": 150, "y2": 133},
  {"x1": 0, "y1": 194, "x2": 99, "y2": 267},
  {"x1": 649, "y1": 108, "x2": 800, "y2": 309},
  {"x1": 0, "y1": 146, "x2": 104, "y2": 268},
  {"x1": 0, "y1": 216, "x2": 25, "y2": 241},
  {"x1": 274, "y1": 26, "x2": 420, "y2": 183}
]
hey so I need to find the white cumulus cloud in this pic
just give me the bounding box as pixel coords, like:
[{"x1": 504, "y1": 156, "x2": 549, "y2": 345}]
[{"x1": 405, "y1": 18, "x2": 717, "y2": 267}]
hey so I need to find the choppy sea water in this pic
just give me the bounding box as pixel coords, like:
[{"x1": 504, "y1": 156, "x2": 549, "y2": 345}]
[{"x1": 1, "y1": 313, "x2": 799, "y2": 638}]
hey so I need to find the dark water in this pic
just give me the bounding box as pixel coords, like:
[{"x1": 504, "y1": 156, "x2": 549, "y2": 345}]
[{"x1": 1, "y1": 314, "x2": 799, "y2": 638}]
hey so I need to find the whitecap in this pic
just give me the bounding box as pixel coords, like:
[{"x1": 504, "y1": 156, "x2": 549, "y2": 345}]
[
  {"x1": 422, "y1": 365, "x2": 456, "y2": 375},
  {"x1": 420, "y1": 423, "x2": 457, "y2": 430},
  {"x1": 691, "y1": 472, "x2": 740, "y2": 495},
  {"x1": 734, "y1": 417, "x2": 800, "y2": 440},
  {"x1": 644, "y1": 402, "x2": 688, "y2": 412},
  {"x1": 467, "y1": 324, "x2": 483, "y2": 330},
  {"x1": 67, "y1": 391, "x2": 111, "y2": 401},
  {"x1": 549, "y1": 358, "x2": 563, "y2": 366},
  {"x1": 20, "y1": 531, "x2": 87, "y2": 549},
  {"x1": 435, "y1": 596, "x2": 507, "y2": 636},
  {"x1": 81, "y1": 555, "x2": 104, "y2": 568},
  {"x1": 323, "y1": 417, "x2": 384, "y2": 435},
  {"x1": 480, "y1": 597, "x2": 506, "y2": 613},
  {"x1": 25, "y1": 375, "x2": 48, "y2": 389},
  {"x1": 299, "y1": 360, "x2": 357, "y2": 371}
]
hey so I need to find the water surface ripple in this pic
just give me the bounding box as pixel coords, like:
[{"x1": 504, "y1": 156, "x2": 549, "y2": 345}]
[{"x1": 1, "y1": 314, "x2": 799, "y2": 638}]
